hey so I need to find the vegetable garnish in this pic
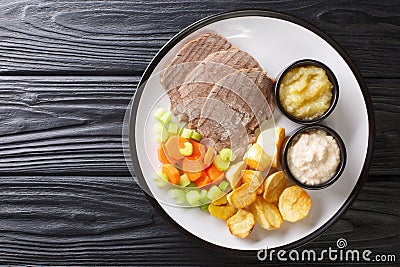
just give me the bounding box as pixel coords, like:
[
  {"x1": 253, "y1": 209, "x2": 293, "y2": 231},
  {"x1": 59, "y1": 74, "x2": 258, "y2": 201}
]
[
  {"x1": 153, "y1": 107, "x2": 233, "y2": 210},
  {"x1": 179, "y1": 142, "x2": 193, "y2": 156},
  {"x1": 213, "y1": 155, "x2": 230, "y2": 171}
]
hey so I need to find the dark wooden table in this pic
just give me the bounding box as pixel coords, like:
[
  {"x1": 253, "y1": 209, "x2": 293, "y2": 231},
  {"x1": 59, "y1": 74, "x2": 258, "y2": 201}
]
[{"x1": 0, "y1": 1, "x2": 398, "y2": 265}]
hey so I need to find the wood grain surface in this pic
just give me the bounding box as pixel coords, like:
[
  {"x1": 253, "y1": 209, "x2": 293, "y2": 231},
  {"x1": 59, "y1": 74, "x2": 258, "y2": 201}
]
[{"x1": 0, "y1": 0, "x2": 399, "y2": 265}]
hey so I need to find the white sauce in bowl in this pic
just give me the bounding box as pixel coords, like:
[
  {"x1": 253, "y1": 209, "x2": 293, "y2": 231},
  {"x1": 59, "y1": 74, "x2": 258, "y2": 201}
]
[{"x1": 287, "y1": 129, "x2": 340, "y2": 185}]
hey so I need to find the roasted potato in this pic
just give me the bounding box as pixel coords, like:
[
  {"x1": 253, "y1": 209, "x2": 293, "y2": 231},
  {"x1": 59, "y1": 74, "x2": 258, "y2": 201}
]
[
  {"x1": 243, "y1": 143, "x2": 272, "y2": 171},
  {"x1": 255, "y1": 182, "x2": 264, "y2": 195},
  {"x1": 208, "y1": 204, "x2": 236, "y2": 221},
  {"x1": 249, "y1": 196, "x2": 283, "y2": 230},
  {"x1": 278, "y1": 186, "x2": 312, "y2": 222},
  {"x1": 256, "y1": 127, "x2": 285, "y2": 168},
  {"x1": 263, "y1": 171, "x2": 286, "y2": 203},
  {"x1": 273, "y1": 127, "x2": 285, "y2": 168},
  {"x1": 225, "y1": 161, "x2": 246, "y2": 189},
  {"x1": 226, "y1": 183, "x2": 257, "y2": 209},
  {"x1": 241, "y1": 170, "x2": 264, "y2": 193},
  {"x1": 226, "y1": 209, "x2": 255, "y2": 238},
  {"x1": 211, "y1": 195, "x2": 228, "y2": 206}
]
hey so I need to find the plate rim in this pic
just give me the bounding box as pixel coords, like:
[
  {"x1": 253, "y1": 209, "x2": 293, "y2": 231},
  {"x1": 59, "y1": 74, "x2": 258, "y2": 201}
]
[{"x1": 129, "y1": 9, "x2": 375, "y2": 254}]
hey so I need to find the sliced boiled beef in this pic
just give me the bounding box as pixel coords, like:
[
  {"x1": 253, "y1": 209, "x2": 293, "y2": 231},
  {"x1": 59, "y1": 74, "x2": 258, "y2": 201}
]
[
  {"x1": 197, "y1": 69, "x2": 275, "y2": 158},
  {"x1": 160, "y1": 32, "x2": 232, "y2": 114},
  {"x1": 174, "y1": 48, "x2": 262, "y2": 125}
]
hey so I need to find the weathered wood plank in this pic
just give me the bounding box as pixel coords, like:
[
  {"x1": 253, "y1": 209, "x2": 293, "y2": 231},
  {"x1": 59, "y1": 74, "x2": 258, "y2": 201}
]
[
  {"x1": 0, "y1": 175, "x2": 397, "y2": 265},
  {"x1": 0, "y1": 76, "x2": 397, "y2": 176},
  {"x1": 0, "y1": 0, "x2": 398, "y2": 77}
]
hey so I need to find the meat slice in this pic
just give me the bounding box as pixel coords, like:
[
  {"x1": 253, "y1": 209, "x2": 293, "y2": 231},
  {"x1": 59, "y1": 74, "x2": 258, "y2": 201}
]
[
  {"x1": 160, "y1": 32, "x2": 232, "y2": 113},
  {"x1": 174, "y1": 48, "x2": 262, "y2": 125},
  {"x1": 197, "y1": 69, "x2": 275, "y2": 158}
]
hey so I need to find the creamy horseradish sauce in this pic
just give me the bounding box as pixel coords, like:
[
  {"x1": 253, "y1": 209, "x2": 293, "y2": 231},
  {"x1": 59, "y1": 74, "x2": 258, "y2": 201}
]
[{"x1": 287, "y1": 130, "x2": 340, "y2": 185}]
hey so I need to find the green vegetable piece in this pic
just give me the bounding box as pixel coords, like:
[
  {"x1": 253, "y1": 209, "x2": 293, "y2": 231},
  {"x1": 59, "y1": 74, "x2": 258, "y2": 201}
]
[
  {"x1": 218, "y1": 180, "x2": 230, "y2": 191},
  {"x1": 213, "y1": 155, "x2": 230, "y2": 171},
  {"x1": 159, "y1": 112, "x2": 172, "y2": 124},
  {"x1": 199, "y1": 189, "x2": 209, "y2": 204},
  {"x1": 219, "y1": 148, "x2": 236, "y2": 162},
  {"x1": 207, "y1": 185, "x2": 222, "y2": 201},
  {"x1": 168, "y1": 189, "x2": 186, "y2": 205},
  {"x1": 191, "y1": 130, "x2": 202, "y2": 142},
  {"x1": 179, "y1": 173, "x2": 191, "y2": 187},
  {"x1": 186, "y1": 190, "x2": 201, "y2": 207},
  {"x1": 168, "y1": 122, "x2": 179, "y2": 134},
  {"x1": 154, "y1": 107, "x2": 166, "y2": 121},
  {"x1": 154, "y1": 122, "x2": 166, "y2": 133},
  {"x1": 179, "y1": 141, "x2": 193, "y2": 156},
  {"x1": 159, "y1": 172, "x2": 168, "y2": 181},
  {"x1": 180, "y1": 128, "x2": 193, "y2": 139},
  {"x1": 156, "y1": 130, "x2": 169, "y2": 143},
  {"x1": 199, "y1": 204, "x2": 210, "y2": 212},
  {"x1": 154, "y1": 173, "x2": 168, "y2": 187},
  {"x1": 155, "y1": 180, "x2": 167, "y2": 187},
  {"x1": 187, "y1": 182, "x2": 197, "y2": 188}
]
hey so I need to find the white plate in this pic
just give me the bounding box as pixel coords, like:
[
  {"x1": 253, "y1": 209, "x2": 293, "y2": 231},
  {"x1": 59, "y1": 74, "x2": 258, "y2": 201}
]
[{"x1": 126, "y1": 10, "x2": 374, "y2": 251}]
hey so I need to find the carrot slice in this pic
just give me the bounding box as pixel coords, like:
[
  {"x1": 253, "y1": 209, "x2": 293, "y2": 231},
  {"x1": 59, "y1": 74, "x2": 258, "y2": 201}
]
[
  {"x1": 162, "y1": 164, "x2": 180, "y2": 185},
  {"x1": 163, "y1": 135, "x2": 187, "y2": 162},
  {"x1": 206, "y1": 164, "x2": 225, "y2": 181},
  {"x1": 187, "y1": 140, "x2": 206, "y2": 160},
  {"x1": 158, "y1": 143, "x2": 170, "y2": 164},
  {"x1": 194, "y1": 174, "x2": 211, "y2": 187},
  {"x1": 182, "y1": 157, "x2": 204, "y2": 173},
  {"x1": 185, "y1": 170, "x2": 205, "y2": 182}
]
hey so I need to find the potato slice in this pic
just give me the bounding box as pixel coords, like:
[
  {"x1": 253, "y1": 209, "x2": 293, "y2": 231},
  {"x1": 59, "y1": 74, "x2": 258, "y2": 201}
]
[
  {"x1": 249, "y1": 196, "x2": 283, "y2": 230},
  {"x1": 256, "y1": 127, "x2": 285, "y2": 168},
  {"x1": 273, "y1": 127, "x2": 285, "y2": 168},
  {"x1": 226, "y1": 183, "x2": 257, "y2": 209},
  {"x1": 278, "y1": 186, "x2": 312, "y2": 222},
  {"x1": 208, "y1": 204, "x2": 236, "y2": 221},
  {"x1": 263, "y1": 171, "x2": 286, "y2": 203},
  {"x1": 243, "y1": 143, "x2": 272, "y2": 171},
  {"x1": 211, "y1": 195, "x2": 228, "y2": 206},
  {"x1": 226, "y1": 209, "x2": 255, "y2": 238},
  {"x1": 225, "y1": 161, "x2": 246, "y2": 189},
  {"x1": 241, "y1": 170, "x2": 264, "y2": 193},
  {"x1": 256, "y1": 182, "x2": 264, "y2": 195}
]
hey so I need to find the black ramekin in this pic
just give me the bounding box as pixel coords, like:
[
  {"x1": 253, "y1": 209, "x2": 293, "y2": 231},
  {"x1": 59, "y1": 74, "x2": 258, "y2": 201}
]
[
  {"x1": 281, "y1": 124, "x2": 347, "y2": 190},
  {"x1": 274, "y1": 59, "x2": 339, "y2": 124}
]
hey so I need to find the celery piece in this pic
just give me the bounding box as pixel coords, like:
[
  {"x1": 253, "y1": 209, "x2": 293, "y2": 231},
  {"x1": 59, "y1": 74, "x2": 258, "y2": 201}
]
[
  {"x1": 154, "y1": 172, "x2": 169, "y2": 187},
  {"x1": 213, "y1": 155, "x2": 230, "y2": 171},
  {"x1": 154, "y1": 107, "x2": 166, "y2": 121},
  {"x1": 199, "y1": 189, "x2": 209, "y2": 204},
  {"x1": 180, "y1": 128, "x2": 193, "y2": 139},
  {"x1": 218, "y1": 180, "x2": 230, "y2": 191},
  {"x1": 186, "y1": 190, "x2": 201, "y2": 207},
  {"x1": 179, "y1": 141, "x2": 193, "y2": 156},
  {"x1": 159, "y1": 112, "x2": 172, "y2": 124},
  {"x1": 155, "y1": 122, "x2": 169, "y2": 142},
  {"x1": 154, "y1": 173, "x2": 168, "y2": 187},
  {"x1": 154, "y1": 122, "x2": 166, "y2": 133},
  {"x1": 219, "y1": 148, "x2": 236, "y2": 162},
  {"x1": 199, "y1": 204, "x2": 209, "y2": 212},
  {"x1": 168, "y1": 189, "x2": 186, "y2": 205},
  {"x1": 168, "y1": 122, "x2": 178, "y2": 134},
  {"x1": 187, "y1": 182, "x2": 197, "y2": 188},
  {"x1": 191, "y1": 130, "x2": 202, "y2": 142},
  {"x1": 207, "y1": 185, "x2": 222, "y2": 201},
  {"x1": 156, "y1": 130, "x2": 169, "y2": 143},
  {"x1": 179, "y1": 173, "x2": 190, "y2": 187},
  {"x1": 159, "y1": 172, "x2": 168, "y2": 181}
]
